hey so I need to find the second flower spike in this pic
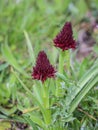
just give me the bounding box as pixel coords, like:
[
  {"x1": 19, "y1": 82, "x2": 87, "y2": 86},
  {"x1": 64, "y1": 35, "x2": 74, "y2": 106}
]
[{"x1": 53, "y1": 22, "x2": 76, "y2": 51}]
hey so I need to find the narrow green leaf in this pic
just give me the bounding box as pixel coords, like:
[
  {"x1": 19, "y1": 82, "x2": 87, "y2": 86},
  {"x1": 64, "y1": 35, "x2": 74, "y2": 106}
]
[
  {"x1": 56, "y1": 72, "x2": 68, "y2": 82},
  {"x1": 23, "y1": 116, "x2": 38, "y2": 130},
  {"x1": 33, "y1": 85, "x2": 43, "y2": 104},
  {"x1": 67, "y1": 62, "x2": 98, "y2": 106},
  {"x1": 13, "y1": 71, "x2": 49, "y2": 125},
  {"x1": 69, "y1": 76, "x2": 98, "y2": 113},
  {"x1": 0, "y1": 63, "x2": 9, "y2": 71},
  {"x1": 78, "y1": 65, "x2": 98, "y2": 87},
  {"x1": 1, "y1": 44, "x2": 28, "y2": 77},
  {"x1": 0, "y1": 106, "x2": 17, "y2": 116},
  {"x1": 30, "y1": 115, "x2": 45, "y2": 128},
  {"x1": 24, "y1": 31, "x2": 35, "y2": 65}
]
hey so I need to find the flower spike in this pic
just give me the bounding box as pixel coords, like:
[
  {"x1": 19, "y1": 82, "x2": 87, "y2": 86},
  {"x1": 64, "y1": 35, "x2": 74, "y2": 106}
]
[
  {"x1": 53, "y1": 22, "x2": 76, "y2": 51},
  {"x1": 32, "y1": 51, "x2": 56, "y2": 83}
]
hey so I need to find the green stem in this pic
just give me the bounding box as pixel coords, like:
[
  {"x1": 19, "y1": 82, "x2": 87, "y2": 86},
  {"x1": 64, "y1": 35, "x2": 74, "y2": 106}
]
[
  {"x1": 65, "y1": 50, "x2": 70, "y2": 72},
  {"x1": 56, "y1": 50, "x2": 70, "y2": 97},
  {"x1": 43, "y1": 82, "x2": 49, "y2": 109},
  {"x1": 58, "y1": 50, "x2": 65, "y2": 74},
  {"x1": 58, "y1": 50, "x2": 70, "y2": 73},
  {"x1": 42, "y1": 82, "x2": 51, "y2": 125}
]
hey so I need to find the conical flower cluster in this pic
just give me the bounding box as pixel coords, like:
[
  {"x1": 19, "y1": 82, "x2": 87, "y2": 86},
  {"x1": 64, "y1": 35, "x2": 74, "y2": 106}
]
[
  {"x1": 32, "y1": 51, "x2": 56, "y2": 83},
  {"x1": 53, "y1": 22, "x2": 76, "y2": 51}
]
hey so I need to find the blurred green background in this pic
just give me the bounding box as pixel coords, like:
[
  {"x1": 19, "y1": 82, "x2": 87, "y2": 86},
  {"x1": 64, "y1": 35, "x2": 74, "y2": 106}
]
[
  {"x1": 0, "y1": 0, "x2": 98, "y2": 129},
  {"x1": 0, "y1": 0, "x2": 98, "y2": 63},
  {"x1": 0, "y1": 0, "x2": 98, "y2": 49}
]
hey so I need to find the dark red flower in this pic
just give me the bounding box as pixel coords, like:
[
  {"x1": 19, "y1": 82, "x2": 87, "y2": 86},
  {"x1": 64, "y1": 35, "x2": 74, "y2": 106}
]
[
  {"x1": 53, "y1": 22, "x2": 76, "y2": 51},
  {"x1": 32, "y1": 51, "x2": 56, "y2": 83}
]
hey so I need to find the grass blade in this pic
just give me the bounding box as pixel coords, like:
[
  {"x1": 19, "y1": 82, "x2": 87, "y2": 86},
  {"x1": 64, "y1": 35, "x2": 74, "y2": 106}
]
[
  {"x1": 24, "y1": 31, "x2": 35, "y2": 65},
  {"x1": 1, "y1": 43, "x2": 28, "y2": 77}
]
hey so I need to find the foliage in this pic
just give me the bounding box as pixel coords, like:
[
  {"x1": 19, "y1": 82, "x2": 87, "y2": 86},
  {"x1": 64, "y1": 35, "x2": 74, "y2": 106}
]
[{"x1": 0, "y1": 0, "x2": 98, "y2": 130}]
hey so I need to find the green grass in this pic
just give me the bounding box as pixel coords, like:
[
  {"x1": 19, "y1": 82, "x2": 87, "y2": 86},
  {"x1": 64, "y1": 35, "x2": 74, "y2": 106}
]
[{"x1": 0, "y1": 0, "x2": 98, "y2": 130}]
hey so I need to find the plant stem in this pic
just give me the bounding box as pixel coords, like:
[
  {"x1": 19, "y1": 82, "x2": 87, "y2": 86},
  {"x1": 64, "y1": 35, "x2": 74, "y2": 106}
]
[
  {"x1": 56, "y1": 50, "x2": 70, "y2": 97},
  {"x1": 42, "y1": 82, "x2": 51, "y2": 125},
  {"x1": 43, "y1": 82, "x2": 49, "y2": 109},
  {"x1": 58, "y1": 50, "x2": 70, "y2": 73},
  {"x1": 58, "y1": 50, "x2": 65, "y2": 74},
  {"x1": 65, "y1": 50, "x2": 70, "y2": 72}
]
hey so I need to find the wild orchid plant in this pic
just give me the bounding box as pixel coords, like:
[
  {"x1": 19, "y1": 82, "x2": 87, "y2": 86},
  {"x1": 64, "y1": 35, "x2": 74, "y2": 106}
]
[
  {"x1": 29, "y1": 22, "x2": 98, "y2": 130},
  {"x1": 30, "y1": 22, "x2": 76, "y2": 129},
  {"x1": 53, "y1": 22, "x2": 76, "y2": 97},
  {"x1": 1, "y1": 21, "x2": 98, "y2": 130}
]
